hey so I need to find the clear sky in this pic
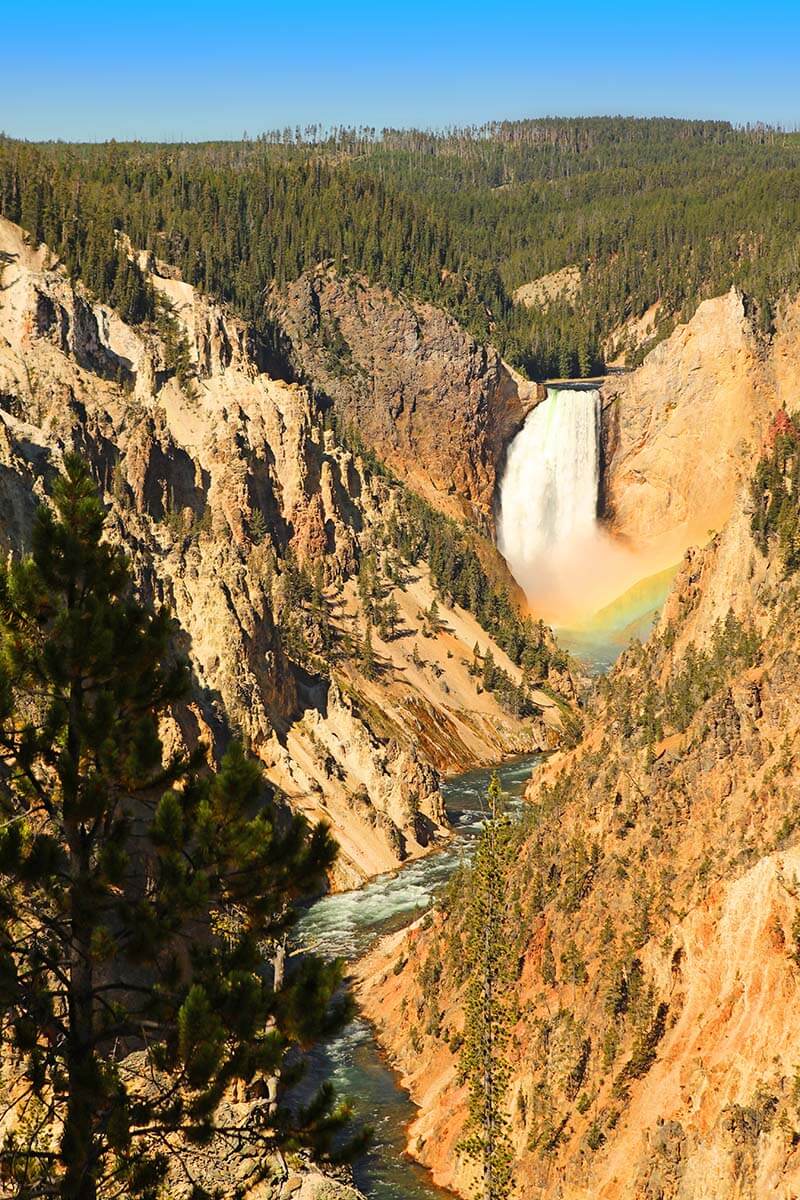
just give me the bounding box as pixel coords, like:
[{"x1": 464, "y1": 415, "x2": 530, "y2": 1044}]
[{"x1": 5, "y1": 0, "x2": 800, "y2": 141}]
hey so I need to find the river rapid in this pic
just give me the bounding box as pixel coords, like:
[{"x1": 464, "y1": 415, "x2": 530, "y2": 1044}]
[{"x1": 295, "y1": 756, "x2": 540, "y2": 1200}]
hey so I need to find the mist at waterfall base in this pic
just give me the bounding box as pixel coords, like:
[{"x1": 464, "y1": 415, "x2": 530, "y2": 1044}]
[{"x1": 497, "y1": 387, "x2": 667, "y2": 662}]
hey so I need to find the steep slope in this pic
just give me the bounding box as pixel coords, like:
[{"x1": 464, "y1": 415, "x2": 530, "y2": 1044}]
[
  {"x1": 600, "y1": 289, "x2": 773, "y2": 571},
  {"x1": 268, "y1": 266, "x2": 537, "y2": 529},
  {"x1": 357, "y1": 385, "x2": 800, "y2": 1196},
  {"x1": 513, "y1": 266, "x2": 582, "y2": 311},
  {"x1": 0, "y1": 217, "x2": 568, "y2": 886},
  {"x1": 554, "y1": 288, "x2": 800, "y2": 625}
]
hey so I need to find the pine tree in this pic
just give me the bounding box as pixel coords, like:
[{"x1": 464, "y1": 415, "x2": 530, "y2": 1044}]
[
  {"x1": 249, "y1": 508, "x2": 268, "y2": 545},
  {"x1": 540, "y1": 930, "x2": 556, "y2": 987},
  {"x1": 360, "y1": 618, "x2": 376, "y2": 680},
  {"x1": 561, "y1": 939, "x2": 588, "y2": 994},
  {"x1": 426, "y1": 598, "x2": 444, "y2": 635},
  {"x1": 482, "y1": 647, "x2": 496, "y2": 692},
  {"x1": 384, "y1": 595, "x2": 399, "y2": 640},
  {"x1": 577, "y1": 336, "x2": 591, "y2": 379},
  {"x1": 599, "y1": 913, "x2": 616, "y2": 950},
  {"x1": 457, "y1": 773, "x2": 514, "y2": 1200},
  {"x1": 0, "y1": 457, "x2": 365, "y2": 1200},
  {"x1": 309, "y1": 562, "x2": 331, "y2": 652},
  {"x1": 558, "y1": 340, "x2": 572, "y2": 381}
]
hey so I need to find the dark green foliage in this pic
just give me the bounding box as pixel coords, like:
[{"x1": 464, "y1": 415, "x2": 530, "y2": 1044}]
[
  {"x1": 627, "y1": 1000, "x2": 668, "y2": 1080},
  {"x1": 598, "y1": 609, "x2": 760, "y2": 742},
  {"x1": 154, "y1": 293, "x2": 195, "y2": 390},
  {"x1": 604, "y1": 957, "x2": 643, "y2": 1019},
  {"x1": 457, "y1": 774, "x2": 514, "y2": 1199},
  {"x1": 665, "y1": 614, "x2": 760, "y2": 732},
  {"x1": 273, "y1": 552, "x2": 336, "y2": 669},
  {"x1": 0, "y1": 457, "x2": 364, "y2": 1199},
  {"x1": 565, "y1": 1039, "x2": 591, "y2": 1102},
  {"x1": 474, "y1": 646, "x2": 541, "y2": 719},
  {"x1": 381, "y1": 594, "x2": 400, "y2": 640},
  {"x1": 420, "y1": 598, "x2": 445, "y2": 638},
  {"x1": 318, "y1": 313, "x2": 360, "y2": 380},
  {"x1": 560, "y1": 940, "x2": 588, "y2": 987},
  {"x1": 388, "y1": 490, "x2": 568, "y2": 681},
  {"x1": 359, "y1": 619, "x2": 376, "y2": 680},
  {"x1": 750, "y1": 409, "x2": 800, "y2": 573},
  {"x1": 331, "y1": 416, "x2": 573, "y2": 707},
  {"x1": 540, "y1": 931, "x2": 556, "y2": 987},
  {"x1": 3, "y1": 118, "x2": 800, "y2": 381},
  {"x1": 557, "y1": 838, "x2": 598, "y2": 915},
  {"x1": 612, "y1": 979, "x2": 668, "y2": 1096},
  {"x1": 586, "y1": 1120, "x2": 605, "y2": 1151}
]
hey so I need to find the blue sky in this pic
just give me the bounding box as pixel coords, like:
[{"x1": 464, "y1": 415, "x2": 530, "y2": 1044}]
[{"x1": 5, "y1": 0, "x2": 800, "y2": 141}]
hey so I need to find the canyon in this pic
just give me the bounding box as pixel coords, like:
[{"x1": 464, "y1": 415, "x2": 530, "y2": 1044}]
[
  {"x1": 3, "y1": 111, "x2": 800, "y2": 1200},
  {"x1": 355, "y1": 291, "x2": 800, "y2": 1198},
  {"x1": 274, "y1": 272, "x2": 779, "y2": 629},
  {"x1": 2, "y1": 192, "x2": 800, "y2": 1200},
  {"x1": 0, "y1": 212, "x2": 568, "y2": 1200},
  {"x1": 0, "y1": 215, "x2": 566, "y2": 891}
]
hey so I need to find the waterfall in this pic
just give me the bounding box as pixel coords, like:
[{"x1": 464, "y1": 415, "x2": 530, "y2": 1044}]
[
  {"x1": 498, "y1": 385, "x2": 601, "y2": 570},
  {"x1": 497, "y1": 386, "x2": 603, "y2": 620}
]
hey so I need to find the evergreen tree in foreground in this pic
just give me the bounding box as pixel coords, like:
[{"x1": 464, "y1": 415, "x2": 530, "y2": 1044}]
[
  {"x1": 457, "y1": 773, "x2": 514, "y2": 1200},
  {"x1": 0, "y1": 456, "x2": 365, "y2": 1200}
]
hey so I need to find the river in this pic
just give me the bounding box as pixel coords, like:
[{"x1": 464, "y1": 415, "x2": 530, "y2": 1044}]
[{"x1": 295, "y1": 755, "x2": 540, "y2": 1200}]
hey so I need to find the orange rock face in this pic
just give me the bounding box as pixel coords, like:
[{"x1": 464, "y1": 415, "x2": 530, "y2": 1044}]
[
  {"x1": 269, "y1": 266, "x2": 536, "y2": 530},
  {"x1": 358, "y1": 305, "x2": 800, "y2": 1198}
]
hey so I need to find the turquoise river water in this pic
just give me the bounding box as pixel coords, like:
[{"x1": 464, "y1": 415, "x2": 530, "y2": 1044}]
[{"x1": 295, "y1": 756, "x2": 540, "y2": 1200}]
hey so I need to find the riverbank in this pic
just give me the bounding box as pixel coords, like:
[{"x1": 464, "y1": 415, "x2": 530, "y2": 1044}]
[
  {"x1": 296, "y1": 756, "x2": 540, "y2": 1200},
  {"x1": 353, "y1": 921, "x2": 464, "y2": 1197}
]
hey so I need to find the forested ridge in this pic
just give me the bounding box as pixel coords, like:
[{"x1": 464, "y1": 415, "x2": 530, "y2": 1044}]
[{"x1": 3, "y1": 116, "x2": 800, "y2": 377}]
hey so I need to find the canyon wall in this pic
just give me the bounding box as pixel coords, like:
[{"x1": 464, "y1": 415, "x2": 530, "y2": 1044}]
[
  {"x1": 358, "y1": 347, "x2": 800, "y2": 1197},
  {"x1": 0, "y1": 217, "x2": 564, "y2": 887},
  {"x1": 270, "y1": 270, "x2": 782, "y2": 623},
  {"x1": 268, "y1": 266, "x2": 537, "y2": 529},
  {"x1": 600, "y1": 289, "x2": 772, "y2": 571}
]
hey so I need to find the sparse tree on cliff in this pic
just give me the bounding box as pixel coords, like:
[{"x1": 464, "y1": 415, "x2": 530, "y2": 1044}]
[
  {"x1": 360, "y1": 617, "x2": 376, "y2": 679},
  {"x1": 0, "y1": 457, "x2": 366, "y2": 1200},
  {"x1": 457, "y1": 772, "x2": 514, "y2": 1200},
  {"x1": 540, "y1": 930, "x2": 557, "y2": 987},
  {"x1": 481, "y1": 647, "x2": 496, "y2": 691},
  {"x1": 384, "y1": 595, "x2": 400, "y2": 640}
]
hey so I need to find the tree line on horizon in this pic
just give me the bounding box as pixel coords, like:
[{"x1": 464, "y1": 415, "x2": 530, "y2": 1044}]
[{"x1": 2, "y1": 116, "x2": 800, "y2": 378}]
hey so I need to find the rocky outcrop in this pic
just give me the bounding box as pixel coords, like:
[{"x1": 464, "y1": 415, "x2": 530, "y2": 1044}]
[
  {"x1": 600, "y1": 289, "x2": 769, "y2": 572},
  {"x1": 513, "y1": 265, "x2": 582, "y2": 310},
  {"x1": 268, "y1": 266, "x2": 536, "y2": 529},
  {"x1": 134, "y1": 1086, "x2": 367, "y2": 1200},
  {"x1": 0, "y1": 217, "x2": 560, "y2": 886}
]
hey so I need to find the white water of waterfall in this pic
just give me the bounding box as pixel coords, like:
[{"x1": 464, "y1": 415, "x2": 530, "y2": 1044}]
[
  {"x1": 498, "y1": 386, "x2": 635, "y2": 623},
  {"x1": 499, "y1": 386, "x2": 600, "y2": 566}
]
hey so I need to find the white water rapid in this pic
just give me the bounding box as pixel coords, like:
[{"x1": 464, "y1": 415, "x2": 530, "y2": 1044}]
[{"x1": 497, "y1": 386, "x2": 633, "y2": 624}]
